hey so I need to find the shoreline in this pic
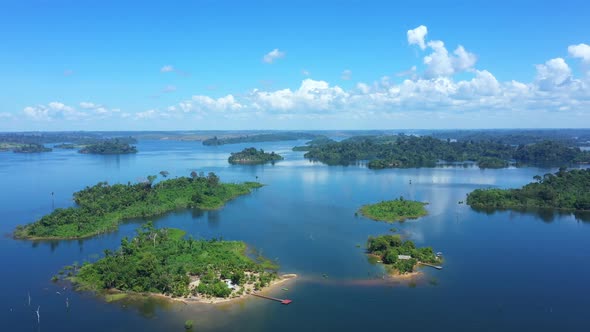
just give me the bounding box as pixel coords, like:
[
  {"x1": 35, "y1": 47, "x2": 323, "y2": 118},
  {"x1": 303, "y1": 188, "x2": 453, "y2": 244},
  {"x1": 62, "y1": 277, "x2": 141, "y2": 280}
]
[{"x1": 109, "y1": 273, "x2": 298, "y2": 306}]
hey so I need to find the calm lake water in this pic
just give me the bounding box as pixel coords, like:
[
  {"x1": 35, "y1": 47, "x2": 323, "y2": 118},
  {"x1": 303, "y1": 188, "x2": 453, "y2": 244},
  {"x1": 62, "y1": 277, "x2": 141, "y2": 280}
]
[{"x1": 1, "y1": 139, "x2": 589, "y2": 331}]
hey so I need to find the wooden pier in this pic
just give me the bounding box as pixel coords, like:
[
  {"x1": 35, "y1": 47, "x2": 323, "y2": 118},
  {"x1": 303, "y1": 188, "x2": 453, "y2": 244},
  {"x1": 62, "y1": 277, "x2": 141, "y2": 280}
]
[
  {"x1": 418, "y1": 262, "x2": 443, "y2": 270},
  {"x1": 251, "y1": 293, "x2": 292, "y2": 305}
]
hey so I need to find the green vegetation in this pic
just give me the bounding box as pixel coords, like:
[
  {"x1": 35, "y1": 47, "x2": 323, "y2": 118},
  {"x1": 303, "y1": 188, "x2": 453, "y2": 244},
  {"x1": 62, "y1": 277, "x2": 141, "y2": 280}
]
[
  {"x1": 202, "y1": 132, "x2": 320, "y2": 146},
  {"x1": 477, "y1": 157, "x2": 509, "y2": 169},
  {"x1": 467, "y1": 168, "x2": 590, "y2": 211},
  {"x1": 302, "y1": 135, "x2": 590, "y2": 168},
  {"x1": 15, "y1": 172, "x2": 262, "y2": 239},
  {"x1": 185, "y1": 320, "x2": 194, "y2": 330},
  {"x1": 79, "y1": 139, "x2": 138, "y2": 154},
  {"x1": 71, "y1": 224, "x2": 278, "y2": 299},
  {"x1": 367, "y1": 235, "x2": 438, "y2": 274},
  {"x1": 292, "y1": 136, "x2": 335, "y2": 151},
  {"x1": 228, "y1": 147, "x2": 284, "y2": 165},
  {"x1": 12, "y1": 143, "x2": 52, "y2": 153},
  {"x1": 359, "y1": 197, "x2": 428, "y2": 223}
]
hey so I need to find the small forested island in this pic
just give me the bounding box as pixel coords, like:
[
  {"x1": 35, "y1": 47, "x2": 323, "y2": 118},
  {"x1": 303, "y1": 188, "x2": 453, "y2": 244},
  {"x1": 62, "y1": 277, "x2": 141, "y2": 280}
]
[
  {"x1": 228, "y1": 147, "x2": 284, "y2": 165},
  {"x1": 203, "y1": 132, "x2": 321, "y2": 146},
  {"x1": 79, "y1": 139, "x2": 138, "y2": 154},
  {"x1": 467, "y1": 168, "x2": 590, "y2": 211},
  {"x1": 15, "y1": 172, "x2": 262, "y2": 239},
  {"x1": 367, "y1": 234, "x2": 439, "y2": 274},
  {"x1": 302, "y1": 135, "x2": 590, "y2": 168},
  {"x1": 12, "y1": 143, "x2": 52, "y2": 153},
  {"x1": 67, "y1": 223, "x2": 293, "y2": 302},
  {"x1": 359, "y1": 197, "x2": 428, "y2": 223}
]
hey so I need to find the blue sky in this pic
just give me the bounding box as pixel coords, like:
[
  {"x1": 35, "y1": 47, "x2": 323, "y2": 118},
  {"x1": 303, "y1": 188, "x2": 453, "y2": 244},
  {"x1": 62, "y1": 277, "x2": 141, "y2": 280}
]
[{"x1": 1, "y1": 0, "x2": 590, "y2": 131}]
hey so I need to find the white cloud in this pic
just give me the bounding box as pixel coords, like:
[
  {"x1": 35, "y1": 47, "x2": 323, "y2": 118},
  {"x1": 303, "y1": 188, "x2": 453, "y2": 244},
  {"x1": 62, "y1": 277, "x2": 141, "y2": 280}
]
[
  {"x1": 0, "y1": 112, "x2": 13, "y2": 119},
  {"x1": 302, "y1": 69, "x2": 310, "y2": 76},
  {"x1": 263, "y1": 49, "x2": 285, "y2": 64},
  {"x1": 568, "y1": 43, "x2": 590, "y2": 63},
  {"x1": 341, "y1": 69, "x2": 352, "y2": 80},
  {"x1": 160, "y1": 65, "x2": 174, "y2": 73},
  {"x1": 535, "y1": 57, "x2": 572, "y2": 90},
  {"x1": 79, "y1": 102, "x2": 98, "y2": 109},
  {"x1": 423, "y1": 41, "x2": 477, "y2": 78},
  {"x1": 407, "y1": 25, "x2": 428, "y2": 50}
]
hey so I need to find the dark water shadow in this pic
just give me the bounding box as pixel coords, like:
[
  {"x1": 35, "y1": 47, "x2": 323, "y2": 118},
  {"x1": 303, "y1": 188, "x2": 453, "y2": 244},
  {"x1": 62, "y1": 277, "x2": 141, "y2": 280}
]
[{"x1": 471, "y1": 206, "x2": 590, "y2": 223}]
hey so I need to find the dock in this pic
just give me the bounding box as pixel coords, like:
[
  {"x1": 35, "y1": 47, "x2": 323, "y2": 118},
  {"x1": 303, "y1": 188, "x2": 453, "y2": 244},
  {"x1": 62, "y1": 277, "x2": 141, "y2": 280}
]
[
  {"x1": 418, "y1": 262, "x2": 443, "y2": 270},
  {"x1": 251, "y1": 293, "x2": 292, "y2": 305}
]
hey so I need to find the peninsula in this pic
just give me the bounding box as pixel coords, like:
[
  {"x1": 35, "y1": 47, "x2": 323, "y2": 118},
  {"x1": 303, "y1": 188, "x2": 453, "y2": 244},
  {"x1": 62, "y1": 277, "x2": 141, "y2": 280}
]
[
  {"x1": 467, "y1": 168, "x2": 590, "y2": 211},
  {"x1": 15, "y1": 172, "x2": 262, "y2": 239},
  {"x1": 68, "y1": 223, "x2": 295, "y2": 303},
  {"x1": 359, "y1": 197, "x2": 428, "y2": 223},
  {"x1": 12, "y1": 143, "x2": 52, "y2": 153},
  {"x1": 228, "y1": 147, "x2": 284, "y2": 165}
]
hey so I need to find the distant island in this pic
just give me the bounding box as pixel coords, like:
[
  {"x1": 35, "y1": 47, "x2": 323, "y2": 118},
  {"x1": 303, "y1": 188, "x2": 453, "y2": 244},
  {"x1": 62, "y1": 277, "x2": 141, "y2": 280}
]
[
  {"x1": 12, "y1": 143, "x2": 52, "y2": 153},
  {"x1": 203, "y1": 132, "x2": 321, "y2": 146},
  {"x1": 66, "y1": 223, "x2": 294, "y2": 303},
  {"x1": 15, "y1": 172, "x2": 262, "y2": 239},
  {"x1": 467, "y1": 168, "x2": 590, "y2": 211},
  {"x1": 302, "y1": 135, "x2": 590, "y2": 168},
  {"x1": 367, "y1": 234, "x2": 440, "y2": 275},
  {"x1": 359, "y1": 197, "x2": 428, "y2": 223},
  {"x1": 79, "y1": 139, "x2": 137, "y2": 154},
  {"x1": 228, "y1": 147, "x2": 284, "y2": 165}
]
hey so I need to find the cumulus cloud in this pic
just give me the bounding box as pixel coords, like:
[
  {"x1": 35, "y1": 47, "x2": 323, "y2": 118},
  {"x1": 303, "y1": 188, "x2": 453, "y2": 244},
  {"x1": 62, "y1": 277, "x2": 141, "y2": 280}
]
[
  {"x1": 535, "y1": 57, "x2": 572, "y2": 90},
  {"x1": 407, "y1": 25, "x2": 428, "y2": 50},
  {"x1": 302, "y1": 69, "x2": 311, "y2": 76},
  {"x1": 423, "y1": 40, "x2": 477, "y2": 78},
  {"x1": 160, "y1": 65, "x2": 174, "y2": 73},
  {"x1": 250, "y1": 79, "x2": 348, "y2": 112},
  {"x1": 568, "y1": 43, "x2": 590, "y2": 63},
  {"x1": 341, "y1": 69, "x2": 352, "y2": 80},
  {"x1": 263, "y1": 49, "x2": 285, "y2": 64}
]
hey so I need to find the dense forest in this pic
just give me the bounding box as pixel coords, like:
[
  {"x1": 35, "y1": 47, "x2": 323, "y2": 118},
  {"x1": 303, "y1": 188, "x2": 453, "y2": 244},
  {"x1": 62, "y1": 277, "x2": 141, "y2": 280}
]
[
  {"x1": 367, "y1": 235, "x2": 439, "y2": 274},
  {"x1": 359, "y1": 197, "x2": 428, "y2": 223},
  {"x1": 79, "y1": 139, "x2": 138, "y2": 154},
  {"x1": 71, "y1": 223, "x2": 278, "y2": 299},
  {"x1": 467, "y1": 168, "x2": 590, "y2": 211},
  {"x1": 203, "y1": 132, "x2": 321, "y2": 146},
  {"x1": 15, "y1": 172, "x2": 262, "y2": 239},
  {"x1": 429, "y1": 129, "x2": 590, "y2": 146},
  {"x1": 228, "y1": 147, "x2": 284, "y2": 165},
  {"x1": 302, "y1": 135, "x2": 590, "y2": 168}
]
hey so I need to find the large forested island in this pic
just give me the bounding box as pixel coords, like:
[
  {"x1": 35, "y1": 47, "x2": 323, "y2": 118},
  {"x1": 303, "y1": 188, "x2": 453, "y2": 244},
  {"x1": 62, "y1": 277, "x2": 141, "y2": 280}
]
[
  {"x1": 302, "y1": 135, "x2": 590, "y2": 168},
  {"x1": 79, "y1": 139, "x2": 138, "y2": 154},
  {"x1": 228, "y1": 147, "x2": 284, "y2": 165},
  {"x1": 69, "y1": 223, "x2": 288, "y2": 302},
  {"x1": 15, "y1": 172, "x2": 262, "y2": 239},
  {"x1": 367, "y1": 235, "x2": 439, "y2": 274},
  {"x1": 202, "y1": 132, "x2": 321, "y2": 146},
  {"x1": 359, "y1": 198, "x2": 428, "y2": 223},
  {"x1": 467, "y1": 168, "x2": 590, "y2": 211}
]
